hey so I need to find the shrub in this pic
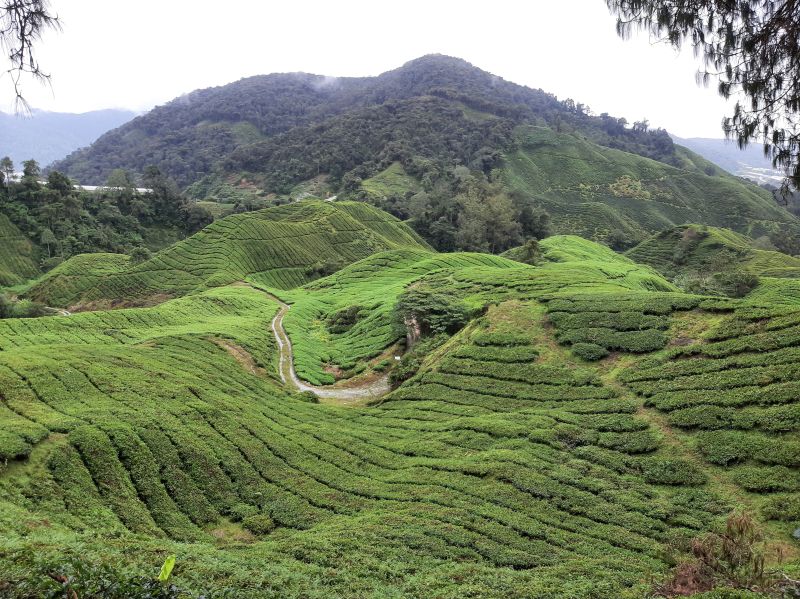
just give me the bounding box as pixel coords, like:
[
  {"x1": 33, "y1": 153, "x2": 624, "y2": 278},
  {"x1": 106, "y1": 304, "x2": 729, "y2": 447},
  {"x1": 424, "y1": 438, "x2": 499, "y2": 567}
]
[
  {"x1": 130, "y1": 246, "x2": 152, "y2": 264},
  {"x1": 675, "y1": 268, "x2": 759, "y2": 299},
  {"x1": 9, "y1": 299, "x2": 48, "y2": 319},
  {"x1": 0, "y1": 293, "x2": 11, "y2": 318},
  {"x1": 606, "y1": 228, "x2": 638, "y2": 251},
  {"x1": 242, "y1": 514, "x2": 276, "y2": 535},
  {"x1": 228, "y1": 502, "x2": 258, "y2": 522},
  {"x1": 761, "y1": 494, "x2": 800, "y2": 521},
  {"x1": 395, "y1": 287, "x2": 474, "y2": 337},
  {"x1": 0, "y1": 556, "x2": 188, "y2": 599},
  {"x1": 680, "y1": 512, "x2": 775, "y2": 594},
  {"x1": 372, "y1": 358, "x2": 392, "y2": 372},
  {"x1": 638, "y1": 457, "x2": 707, "y2": 486},
  {"x1": 305, "y1": 257, "x2": 347, "y2": 278},
  {"x1": 712, "y1": 270, "x2": 760, "y2": 299},
  {"x1": 472, "y1": 331, "x2": 532, "y2": 347},
  {"x1": 40, "y1": 256, "x2": 64, "y2": 272},
  {"x1": 553, "y1": 424, "x2": 598, "y2": 448},
  {"x1": 730, "y1": 465, "x2": 800, "y2": 492},
  {"x1": 389, "y1": 334, "x2": 448, "y2": 387},
  {"x1": 571, "y1": 342, "x2": 609, "y2": 361},
  {"x1": 295, "y1": 391, "x2": 319, "y2": 404},
  {"x1": 696, "y1": 431, "x2": 754, "y2": 466},
  {"x1": 326, "y1": 305, "x2": 363, "y2": 334}
]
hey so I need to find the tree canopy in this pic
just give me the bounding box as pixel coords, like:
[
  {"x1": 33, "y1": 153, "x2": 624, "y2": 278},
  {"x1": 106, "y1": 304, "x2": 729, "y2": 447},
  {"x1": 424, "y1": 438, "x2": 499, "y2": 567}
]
[
  {"x1": 606, "y1": 0, "x2": 800, "y2": 189},
  {"x1": 0, "y1": 159, "x2": 212, "y2": 267}
]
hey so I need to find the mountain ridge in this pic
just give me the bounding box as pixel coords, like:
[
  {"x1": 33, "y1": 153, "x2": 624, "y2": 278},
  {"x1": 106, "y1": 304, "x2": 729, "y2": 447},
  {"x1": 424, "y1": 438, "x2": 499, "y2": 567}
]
[
  {"x1": 0, "y1": 108, "x2": 136, "y2": 167},
  {"x1": 51, "y1": 54, "x2": 679, "y2": 188}
]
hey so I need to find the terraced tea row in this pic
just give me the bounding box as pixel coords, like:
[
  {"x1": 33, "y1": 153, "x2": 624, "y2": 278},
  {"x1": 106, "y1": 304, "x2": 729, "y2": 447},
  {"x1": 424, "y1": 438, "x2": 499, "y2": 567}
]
[
  {"x1": 25, "y1": 201, "x2": 430, "y2": 307},
  {"x1": 0, "y1": 286, "x2": 727, "y2": 597},
  {"x1": 621, "y1": 301, "x2": 800, "y2": 523},
  {"x1": 543, "y1": 292, "x2": 708, "y2": 360},
  {"x1": 0, "y1": 214, "x2": 39, "y2": 287}
]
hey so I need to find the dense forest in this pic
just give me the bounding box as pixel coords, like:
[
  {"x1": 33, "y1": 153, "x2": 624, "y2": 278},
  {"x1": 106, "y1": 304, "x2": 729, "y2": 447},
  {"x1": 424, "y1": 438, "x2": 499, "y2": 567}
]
[
  {"x1": 52, "y1": 55, "x2": 678, "y2": 189},
  {"x1": 48, "y1": 54, "x2": 797, "y2": 261},
  {"x1": 0, "y1": 157, "x2": 212, "y2": 269}
]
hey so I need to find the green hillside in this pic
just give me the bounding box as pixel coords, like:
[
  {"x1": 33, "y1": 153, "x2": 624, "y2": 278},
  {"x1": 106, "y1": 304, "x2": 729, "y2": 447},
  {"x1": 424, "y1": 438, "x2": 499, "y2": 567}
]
[
  {"x1": 23, "y1": 253, "x2": 131, "y2": 305},
  {"x1": 3, "y1": 205, "x2": 800, "y2": 597},
  {"x1": 26, "y1": 201, "x2": 429, "y2": 308},
  {"x1": 627, "y1": 224, "x2": 800, "y2": 305},
  {"x1": 270, "y1": 236, "x2": 673, "y2": 385},
  {"x1": 628, "y1": 224, "x2": 800, "y2": 278},
  {"x1": 0, "y1": 214, "x2": 39, "y2": 287},
  {"x1": 504, "y1": 127, "x2": 797, "y2": 244}
]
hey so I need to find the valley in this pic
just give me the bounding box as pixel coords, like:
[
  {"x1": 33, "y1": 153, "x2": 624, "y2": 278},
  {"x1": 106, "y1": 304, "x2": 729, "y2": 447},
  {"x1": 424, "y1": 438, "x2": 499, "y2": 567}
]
[{"x1": 2, "y1": 50, "x2": 800, "y2": 599}]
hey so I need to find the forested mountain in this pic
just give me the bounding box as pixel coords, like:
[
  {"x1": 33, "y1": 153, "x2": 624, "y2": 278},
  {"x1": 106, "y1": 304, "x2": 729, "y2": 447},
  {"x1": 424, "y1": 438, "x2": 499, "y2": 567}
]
[
  {"x1": 53, "y1": 55, "x2": 678, "y2": 189},
  {"x1": 51, "y1": 55, "x2": 800, "y2": 255},
  {"x1": 0, "y1": 108, "x2": 135, "y2": 167}
]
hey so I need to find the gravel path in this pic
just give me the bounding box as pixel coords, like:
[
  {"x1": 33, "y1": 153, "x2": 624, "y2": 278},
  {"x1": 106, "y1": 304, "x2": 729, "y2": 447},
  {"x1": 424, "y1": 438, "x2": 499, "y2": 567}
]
[{"x1": 267, "y1": 293, "x2": 391, "y2": 401}]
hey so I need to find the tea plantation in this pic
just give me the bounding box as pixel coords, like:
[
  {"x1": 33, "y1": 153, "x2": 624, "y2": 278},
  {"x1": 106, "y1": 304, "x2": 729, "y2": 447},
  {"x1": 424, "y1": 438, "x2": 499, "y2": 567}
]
[
  {"x1": 0, "y1": 215, "x2": 38, "y2": 288},
  {"x1": 1, "y1": 202, "x2": 799, "y2": 598},
  {"x1": 24, "y1": 201, "x2": 430, "y2": 308},
  {"x1": 503, "y1": 127, "x2": 797, "y2": 244}
]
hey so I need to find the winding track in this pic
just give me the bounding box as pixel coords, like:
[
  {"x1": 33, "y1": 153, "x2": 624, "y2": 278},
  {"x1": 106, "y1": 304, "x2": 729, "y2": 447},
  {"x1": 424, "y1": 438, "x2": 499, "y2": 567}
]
[{"x1": 267, "y1": 293, "x2": 391, "y2": 401}]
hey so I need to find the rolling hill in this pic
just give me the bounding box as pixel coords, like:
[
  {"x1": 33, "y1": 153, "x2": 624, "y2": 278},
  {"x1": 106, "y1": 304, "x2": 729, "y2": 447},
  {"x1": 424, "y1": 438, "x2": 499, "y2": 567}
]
[
  {"x1": 25, "y1": 201, "x2": 430, "y2": 308},
  {"x1": 628, "y1": 225, "x2": 800, "y2": 278},
  {"x1": 3, "y1": 219, "x2": 800, "y2": 597},
  {"x1": 627, "y1": 224, "x2": 800, "y2": 307}
]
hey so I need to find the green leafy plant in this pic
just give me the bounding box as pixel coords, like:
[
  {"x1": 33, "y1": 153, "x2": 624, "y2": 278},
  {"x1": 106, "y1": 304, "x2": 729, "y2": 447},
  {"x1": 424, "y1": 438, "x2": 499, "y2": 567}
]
[{"x1": 157, "y1": 555, "x2": 176, "y2": 583}]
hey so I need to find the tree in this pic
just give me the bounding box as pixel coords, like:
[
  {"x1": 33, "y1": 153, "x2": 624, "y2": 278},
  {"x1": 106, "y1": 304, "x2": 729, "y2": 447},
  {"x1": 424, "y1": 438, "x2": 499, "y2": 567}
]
[
  {"x1": 482, "y1": 194, "x2": 522, "y2": 253},
  {"x1": 39, "y1": 226, "x2": 56, "y2": 257},
  {"x1": 181, "y1": 202, "x2": 213, "y2": 234},
  {"x1": 1, "y1": 1, "x2": 60, "y2": 111},
  {"x1": 46, "y1": 170, "x2": 71, "y2": 195},
  {"x1": 518, "y1": 239, "x2": 542, "y2": 265},
  {"x1": 0, "y1": 156, "x2": 13, "y2": 183},
  {"x1": 106, "y1": 168, "x2": 136, "y2": 190},
  {"x1": 517, "y1": 203, "x2": 551, "y2": 240},
  {"x1": 395, "y1": 287, "x2": 473, "y2": 337},
  {"x1": 22, "y1": 158, "x2": 39, "y2": 179},
  {"x1": 129, "y1": 246, "x2": 152, "y2": 264},
  {"x1": 0, "y1": 293, "x2": 10, "y2": 318},
  {"x1": 607, "y1": 0, "x2": 800, "y2": 189}
]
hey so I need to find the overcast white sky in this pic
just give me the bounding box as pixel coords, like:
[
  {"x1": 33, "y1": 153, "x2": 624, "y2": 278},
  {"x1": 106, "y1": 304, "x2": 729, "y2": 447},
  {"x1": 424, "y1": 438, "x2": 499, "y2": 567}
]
[{"x1": 1, "y1": 0, "x2": 735, "y2": 138}]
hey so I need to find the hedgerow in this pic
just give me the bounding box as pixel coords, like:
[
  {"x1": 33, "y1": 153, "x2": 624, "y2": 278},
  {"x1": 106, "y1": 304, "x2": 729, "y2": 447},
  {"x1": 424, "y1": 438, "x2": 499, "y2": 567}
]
[
  {"x1": 571, "y1": 342, "x2": 609, "y2": 361},
  {"x1": 619, "y1": 299, "x2": 800, "y2": 517},
  {"x1": 541, "y1": 292, "x2": 700, "y2": 358}
]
